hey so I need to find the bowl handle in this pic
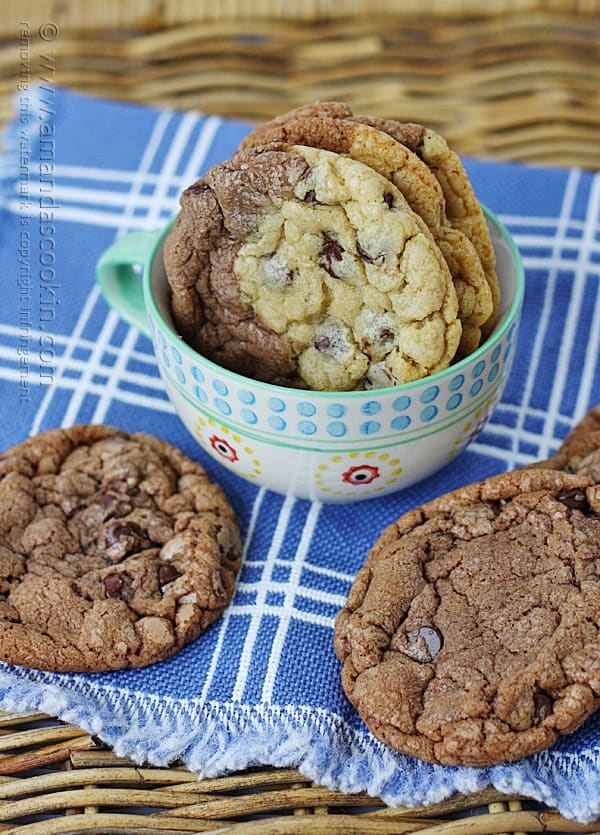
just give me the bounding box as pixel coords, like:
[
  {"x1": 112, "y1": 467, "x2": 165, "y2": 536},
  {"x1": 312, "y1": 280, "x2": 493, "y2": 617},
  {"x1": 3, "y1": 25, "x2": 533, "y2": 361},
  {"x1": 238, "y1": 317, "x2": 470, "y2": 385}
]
[{"x1": 96, "y1": 231, "x2": 161, "y2": 339}]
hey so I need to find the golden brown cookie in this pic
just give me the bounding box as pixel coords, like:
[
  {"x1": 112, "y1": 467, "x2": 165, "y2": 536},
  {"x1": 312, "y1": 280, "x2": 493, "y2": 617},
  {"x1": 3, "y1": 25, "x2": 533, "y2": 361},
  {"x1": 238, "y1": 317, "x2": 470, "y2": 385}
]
[
  {"x1": 334, "y1": 467, "x2": 600, "y2": 766},
  {"x1": 164, "y1": 143, "x2": 462, "y2": 391},
  {"x1": 350, "y1": 111, "x2": 501, "y2": 340},
  {"x1": 241, "y1": 107, "x2": 493, "y2": 357},
  {"x1": 0, "y1": 425, "x2": 242, "y2": 672}
]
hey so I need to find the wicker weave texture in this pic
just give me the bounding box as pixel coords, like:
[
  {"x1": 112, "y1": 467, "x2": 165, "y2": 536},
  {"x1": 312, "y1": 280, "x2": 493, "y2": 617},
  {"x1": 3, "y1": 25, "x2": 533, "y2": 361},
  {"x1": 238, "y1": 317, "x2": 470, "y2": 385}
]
[
  {"x1": 0, "y1": 710, "x2": 598, "y2": 834},
  {"x1": 4, "y1": 0, "x2": 600, "y2": 27},
  {"x1": 1, "y1": 12, "x2": 599, "y2": 168}
]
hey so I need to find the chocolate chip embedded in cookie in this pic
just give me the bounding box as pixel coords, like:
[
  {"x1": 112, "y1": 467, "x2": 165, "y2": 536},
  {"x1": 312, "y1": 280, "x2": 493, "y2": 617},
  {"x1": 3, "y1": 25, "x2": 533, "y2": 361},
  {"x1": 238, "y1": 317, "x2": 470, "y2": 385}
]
[
  {"x1": 240, "y1": 108, "x2": 493, "y2": 358},
  {"x1": 334, "y1": 468, "x2": 600, "y2": 766},
  {"x1": 165, "y1": 143, "x2": 462, "y2": 391},
  {"x1": 0, "y1": 425, "x2": 242, "y2": 672}
]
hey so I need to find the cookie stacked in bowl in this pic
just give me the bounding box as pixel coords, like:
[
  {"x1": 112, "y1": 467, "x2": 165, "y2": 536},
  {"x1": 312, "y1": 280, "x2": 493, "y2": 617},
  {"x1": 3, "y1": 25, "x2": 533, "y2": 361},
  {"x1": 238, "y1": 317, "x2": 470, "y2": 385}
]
[
  {"x1": 95, "y1": 102, "x2": 522, "y2": 500},
  {"x1": 164, "y1": 102, "x2": 499, "y2": 393}
]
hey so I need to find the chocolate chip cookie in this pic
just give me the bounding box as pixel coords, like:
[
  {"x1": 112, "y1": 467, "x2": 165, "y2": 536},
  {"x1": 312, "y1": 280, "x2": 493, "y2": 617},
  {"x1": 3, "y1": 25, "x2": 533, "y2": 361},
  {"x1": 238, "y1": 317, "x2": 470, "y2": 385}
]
[
  {"x1": 334, "y1": 467, "x2": 600, "y2": 766},
  {"x1": 240, "y1": 106, "x2": 493, "y2": 357},
  {"x1": 0, "y1": 425, "x2": 242, "y2": 672},
  {"x1": 244, "y1": 102, "x2": 499, "y2": 342},
  {"x1": 349, "y1": 109, "x2": 501, "y2": 340},
  {"x1": 164, "y1": 143, "x2": 462, "y2": 391}
]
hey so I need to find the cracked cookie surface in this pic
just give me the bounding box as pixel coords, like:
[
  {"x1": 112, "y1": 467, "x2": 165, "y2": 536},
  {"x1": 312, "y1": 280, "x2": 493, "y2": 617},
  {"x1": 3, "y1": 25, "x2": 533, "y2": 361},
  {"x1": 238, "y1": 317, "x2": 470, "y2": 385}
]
[
  {"x1": 241, "y1": 106, "x2": 493, "y2": 357},
  {"x1": 0, "y1": 425, "x2": 242, "y2": 672},
  {"x1": 334, "y1": 467, "x2": 600, "y2": 766},
  {"x1": 165, "y1": 143, "x2": 461, "y2": 390}
]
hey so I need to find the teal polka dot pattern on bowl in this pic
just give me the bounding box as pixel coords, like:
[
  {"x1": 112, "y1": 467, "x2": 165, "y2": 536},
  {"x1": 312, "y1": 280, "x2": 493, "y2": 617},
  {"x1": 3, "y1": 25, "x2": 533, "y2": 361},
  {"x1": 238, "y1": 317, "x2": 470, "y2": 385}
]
[
  {"x1": 361, "y1": 400, "x2": 382, "y2": 416},
  {"x1": 420, "y1": 385, "x2": 439, "y2": 404},
  {"x1": 421, "y1": 405, "x2": 438, "y2": 422},
  {"x1": 193, "y1": 385, "x2": 207, "y2": 403},
  {"x1": 327, "y1": 422, "x2": 347, "y2": 437},
  {"x1": 213, "y1": 379, "x2": 229, "y2": 396},
  {"x1": 446, "y1": 393, "x2": 462, "y2": 411},
  {"x1": 298, "y1": 402, "x2": 316, "y2": 417},
  {"x1": 154, "y1": 284, "x2": 518, "y2": 449},
  {"x1": 472, "y1": 360, "x2": 486, "y2": 378},
  {"x1": 269, "y1": 397, "x2": 286, "y2": 413},
  {"x1": 238, "y1": 389, "x2": 255, "y2": 405},
  {"x1": 393, "y1": 395, "x2": 411, "y2": 412},
  {"x1": 360, "y1": 420, "x2": 381, "y2": 435},
  {"x1": 327, "y1": 404, "x2": 346, "y2": 418},
  {"x1": 214, "y1": 397, "x2": 232, "y2": 416},
  {"x1": 391, "y1": 415, "x2": 411, "y2": 431},
  {"x1": 191, "y1": 365, "x2": 205, "y2": 383},
  {"x1": 159, "y1": 326, "x2": 514, "y2": 443},
  {"x1": 268, "y1": 416, "x2": 286, "y2": 431}
]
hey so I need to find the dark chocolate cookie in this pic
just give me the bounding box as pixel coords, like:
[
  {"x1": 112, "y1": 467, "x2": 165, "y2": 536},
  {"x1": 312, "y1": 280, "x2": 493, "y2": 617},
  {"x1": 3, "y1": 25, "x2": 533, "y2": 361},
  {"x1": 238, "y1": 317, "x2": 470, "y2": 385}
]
[
  {"x1": 334, "y1": 468, "x2": 600, "y2": 766},
  {"x1": 0, "y1": 425, "x2": 242, "y2": 672}
]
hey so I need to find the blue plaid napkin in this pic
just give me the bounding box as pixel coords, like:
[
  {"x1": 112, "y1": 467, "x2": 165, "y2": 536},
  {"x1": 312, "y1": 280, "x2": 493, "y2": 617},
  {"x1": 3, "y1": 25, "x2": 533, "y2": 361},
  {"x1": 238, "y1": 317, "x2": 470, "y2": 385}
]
[{"x1": 1, "y1": 87, "x2": 600, "y2": 822}]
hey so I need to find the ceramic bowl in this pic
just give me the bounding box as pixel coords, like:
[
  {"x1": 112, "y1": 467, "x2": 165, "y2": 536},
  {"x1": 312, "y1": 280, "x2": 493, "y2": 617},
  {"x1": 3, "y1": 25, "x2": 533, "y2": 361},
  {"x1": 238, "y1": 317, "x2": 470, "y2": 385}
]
[{"x1": 96, "y1": 206, "x2": 524, "y2": 503}]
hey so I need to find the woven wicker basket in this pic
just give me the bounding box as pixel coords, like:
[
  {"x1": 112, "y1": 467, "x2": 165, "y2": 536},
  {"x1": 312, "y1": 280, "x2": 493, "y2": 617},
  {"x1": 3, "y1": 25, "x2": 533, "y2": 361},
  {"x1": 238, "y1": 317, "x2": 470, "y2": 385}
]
[
  {"x1": 0, "y1": 710, "x2": 598, "y2": 834},
  {"x1": 1, "y1": 2, "x2": 599, "y2": 167}
]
